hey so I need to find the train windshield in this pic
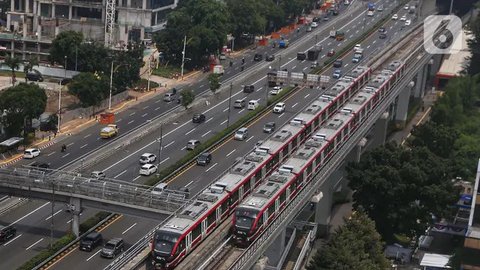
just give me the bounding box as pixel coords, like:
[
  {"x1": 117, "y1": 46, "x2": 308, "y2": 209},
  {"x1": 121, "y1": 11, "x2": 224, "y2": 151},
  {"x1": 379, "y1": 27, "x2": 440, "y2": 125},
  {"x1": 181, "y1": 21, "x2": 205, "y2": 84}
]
[
  {"x1": 235, "y1": 209, "x2": 259, "y2": 229},
  {"x1": 154, "y1": 231, "x2": 181, "y2": 255}
]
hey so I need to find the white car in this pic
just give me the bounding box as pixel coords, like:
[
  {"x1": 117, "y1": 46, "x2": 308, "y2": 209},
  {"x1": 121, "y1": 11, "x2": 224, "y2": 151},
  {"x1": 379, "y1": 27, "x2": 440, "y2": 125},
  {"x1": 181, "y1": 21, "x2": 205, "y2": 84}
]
[
  {"x1": 405, "y1": 19, "x2": 411, "y2": 26},
  {"x1": 24, "y1": 148, "x2": 40, "y2": 159},
  {"x1": 400, "y1": 15, "x2": 407, "y2": 21},
  {"x1": 404, "y1": 4, "x2": 409, "y2": 10},
  {"x1": 139, "y1": 153, "x2": 157, "y2": 164},
  {"x1": 354, "y1": 44, "x2": 362, "y2": 52},
  {"x1": 392, "y1": 14, "x2": 398, "y2": 20},
  {"x1": 269, "y1": 86, "x2": 283, "y2": 95},
  {"x1": 139, "y1": 164, "x2": 158, "y2": 176},
  {"x1": 311, "y1": 22, "x2": 318, "y2": 28},
  {"x1": 273, "y1": 102, "x2": 286, "y2": 114}
]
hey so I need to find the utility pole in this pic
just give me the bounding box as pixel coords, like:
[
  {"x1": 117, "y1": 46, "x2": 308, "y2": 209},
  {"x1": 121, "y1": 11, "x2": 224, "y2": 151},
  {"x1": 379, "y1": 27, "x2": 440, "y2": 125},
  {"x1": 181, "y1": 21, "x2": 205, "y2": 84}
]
[
  {"x1": 75, "y1": 46, "x2": 78, "y2": 71},
  {"x1": 278, "y1": 55, "x2": 282, "y2": 70},
  {"x1": 181, "y1": 35, "x2": 187, "y2": 80},
  {"x1": 57, "y1": 83, "x2": 61, "y2": 133},
  {"x1": 265, "y1": 82, "x2": 269, "y2": 106},
  {"x1": 50, "y1": 180, "x2": 55, "y2": 248},
  {"x1": 158, "y1": 124, "x2": 163, "y2": 169},
  {"x1": 147, "y1": 57, "x2": 151, "y2": 92},
  {"x1": 227, "y1": 82, "x2": 233, "y2": 128},
  {"x1": 109, "y1": 61, "x2": 114, "y2": 110},
  {"x1": 449, "y1": 0, "x2": 454, "y2": 14}
]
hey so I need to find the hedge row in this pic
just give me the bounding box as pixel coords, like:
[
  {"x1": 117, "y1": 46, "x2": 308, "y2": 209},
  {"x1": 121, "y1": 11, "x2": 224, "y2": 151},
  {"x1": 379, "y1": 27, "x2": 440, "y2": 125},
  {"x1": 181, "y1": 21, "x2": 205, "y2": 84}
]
[
  {"x1": 17, "y1": 211, "x2": 111, "y2": 270},
  {"x1": 145, "y1": 86, "x2": 294, "y2": 187}
]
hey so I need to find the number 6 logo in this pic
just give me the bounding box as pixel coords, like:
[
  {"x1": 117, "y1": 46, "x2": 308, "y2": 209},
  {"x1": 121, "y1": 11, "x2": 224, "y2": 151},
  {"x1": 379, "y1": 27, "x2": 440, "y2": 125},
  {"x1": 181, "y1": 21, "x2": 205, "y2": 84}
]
[{"x1": 424, "y1": 15, "x2": 463, "y2": 54}]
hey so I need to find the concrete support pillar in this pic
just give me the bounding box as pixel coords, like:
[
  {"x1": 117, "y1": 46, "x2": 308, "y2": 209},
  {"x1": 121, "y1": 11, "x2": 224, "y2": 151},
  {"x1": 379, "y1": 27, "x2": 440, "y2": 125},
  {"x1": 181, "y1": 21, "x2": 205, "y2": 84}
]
[
  {"x1": 68, "y1": 5, "x2": 72, "y2": 19},
  {"x1": 19, "y1": 0, "x2": 23, "y2": 11},
  {"x1": 25, "y1": 0, "x2": 30, "y2": 13},
  {"x1": 101, "y1": 8, "x2": 105, "y2": 22},
  {"x1": 37, "y1": 25, "x2": 42, "y2": 40},
  {"x1": 69, "y1": 197, "x2": 82, "y2": 237},
  {"x1": 140, "y1": 27, "x2": 145, "y2": 41},
  {"x1": 10, "y1": 0, "x2": 14, "y2": 11},
  {"x1": 51, "y1": 4, "x2": 55, "y2": 18},
  {"x1": 7, "y1": 13, "x2": 11, "y2": 31},
  {"x1": 264, "y1": 228, "x2": 286, "y2": 266},
  {"x1": 10, "y1": 40, "x2": 14, "y2": 57},
  {"x1": 22, "y1": 16, "x2": 27, "y2": 38},
  {"x1": 414, "y1": 64, "x2": 428, "y2": 98},
  {"x1": 345, "y1": 139, "x2": 365, "y2": 164},
  {"x1": 314, "y1": 188, "x2": 332, "y2": 236},
  {"x1": 142, "y1": 0, "x2": 146, "y2": 9},
  {"x1": 127, "y1": 0, "x2": 131, "y2": 8},
  {"x1": 394, "y1": 87, "x2": 410, "y2": 128},
  {"x1": 369, "y1": 112, "x2": 389, "y2": 150}
]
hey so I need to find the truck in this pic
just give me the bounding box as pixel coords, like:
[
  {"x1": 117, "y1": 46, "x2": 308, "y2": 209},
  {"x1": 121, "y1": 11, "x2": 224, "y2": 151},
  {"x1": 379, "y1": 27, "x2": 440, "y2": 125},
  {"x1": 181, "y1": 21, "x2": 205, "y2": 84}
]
[
  {"x1": 278, "y1": 39, "x2": 289, "y2": 48},
  {"x1": 307, "y1": 45, "x2": 322, "y2": 61},
  {"x1": 213, "y1": 65, "x2": 224, "y2": 75},
  {"x1": 367, "y1": 2, "x2": 375, "y2": 11},
  {"x1": 100, "y1": 124, "x2": 118, "y2": 139},
  {"x1": 352, "y1": 49, "x2": 363, "y2": 63}
]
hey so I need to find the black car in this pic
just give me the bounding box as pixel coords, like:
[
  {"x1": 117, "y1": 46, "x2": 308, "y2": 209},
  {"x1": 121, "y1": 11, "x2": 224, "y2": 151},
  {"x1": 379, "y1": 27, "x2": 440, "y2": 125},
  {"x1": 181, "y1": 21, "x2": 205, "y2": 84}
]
[
  {"x1": 253, "y1": 54, "x2": 263, "y2": 61},
  {"x1": 30, "y1": 162, "x2": 50, "y2": 170},
  {"x1": 79, "y1": 232, "x2": 103, "y2": 252},
  {"x1": 378, "y1": 27, "x2": 386, "y2": 33},
  {"x1": 59, "y1": 78, "x2": 72, "y2": 85},
  {"x1": 379, "y1": 33, "x2": 387, "y2": 39},
  {"x1": 197, "y1": 152, "x2": 212, "y2": 166},
  {"x1": 266, "y1": 55, "x2": 275, "y2": 61},
  {"x1": 100, "y1": 238, "x2": 124, "y2": 258},
  {"x1": 0, "y1": 225, "x2": 16, "y2": 242},
  {"x1": 333, "y1": 60, "x2": 343, "y2": 68},
  {"x1": 26, "y1": 70, "x2": 43, "y2": 82},
  {"x1": 243, "y1": 85, "x2": 254, "y2": 93},
  {"x1": 263, "y1": 122, "x2": 276, "y2": 133},
  {"x1": 312, "y1": 16, "x2": 320, "y2": 22},
  {"x1": 192, "y1": 113, "x2": 206, "y2": 123},
  {"x1": 297, "y1": 52, "x2": 307, "y2": 60}
]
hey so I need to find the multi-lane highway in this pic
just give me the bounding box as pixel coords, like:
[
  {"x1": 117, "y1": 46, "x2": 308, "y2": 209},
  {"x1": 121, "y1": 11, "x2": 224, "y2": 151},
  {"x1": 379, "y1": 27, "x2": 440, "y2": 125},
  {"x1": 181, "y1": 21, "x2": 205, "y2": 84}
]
[{"x1": 0, "y1": 0, "x2": 421, "y2": 268}]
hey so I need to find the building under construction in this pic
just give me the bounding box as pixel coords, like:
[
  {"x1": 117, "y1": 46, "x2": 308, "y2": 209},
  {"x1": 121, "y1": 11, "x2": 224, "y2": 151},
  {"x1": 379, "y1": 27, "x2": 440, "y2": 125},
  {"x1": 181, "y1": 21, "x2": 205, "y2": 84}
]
[{"x1": 2, "y1": 0, "x2": 178, "y2": 61}]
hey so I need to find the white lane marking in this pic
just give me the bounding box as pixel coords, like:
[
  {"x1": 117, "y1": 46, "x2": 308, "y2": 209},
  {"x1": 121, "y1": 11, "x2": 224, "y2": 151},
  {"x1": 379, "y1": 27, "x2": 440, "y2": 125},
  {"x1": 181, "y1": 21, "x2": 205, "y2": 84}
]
[
  {"x1": 327, "y1": 42, "x2": 332, "y2": 46},
  {"x1": 127, "y1": 120, "x2": 135, "y2": 124},
  {"x1": 80, "y1": 144, "x2": 88, "y2": 149},
  {"x1": 292, "y1": 102, "x2": 298, "y2": 108},
  {"x1": 132, "y1": 176, "x2": 141, "y2": 182},
  {"x1": 114, "y1": 170, "x2": 127, "y2": 178},
  {"x1": 199, "y1": 84, "x2": 204, "y2": 88},
  {"x1": 181, "y1": 146, "x2": 186, "y2": 150},
  {"x1": 164, "y1": 141, "x2": 175, "y2": 148},
  {"x1": 356, "y1": 30, "x2": 359, "y2": 33},
  {"x1": 62, "y1": 153, "x2": 70, "y2": 158},
  {"x1": 292, "y1": 65, "x2": 297, "y2": 69},
  {"x1": 367, "y1": 45, "x2": 371, "y2": 49},
  {"x1": 205, "y1": 163, "x2": 218, "y2": 172},
  {"x1": 11, "y1": 202, "x2": 50, "y2": 226},
  {"x1": 345, "y1": 64, "x2": 349, "y2": 67},
  {"x1": 346, "y1": 29, "x2": 350, "y2": 33},
  {"x1": 226, "y1": 149, "x2": 236, "y2": 157},
  {"x1": 278, "y1": 113, "x2": 285, "y2": 118},
  {"x1": 143, "y1": 106, "x2": 149, "y2": 109},
  {"x1": 349, "y1": 34, "x2": 353, "y2": 38},
  {"x1": 303, "y1": 67, "x2": 308, "y2": 71},
  {"x1": 141, "y1": 113, "x2": 148, "y2": 117},
  {"x1": 155, "y1": 99, "x2": 161, "y2": 103},
  {"x1": 185, "y1": 180, "x2": 194, "y2": 187},
  {"x1": 116, "y1": 119, "x2": 122, "y2": 123},
  {"x1": 246, "y1": 136, "x2": 255, "y2": 142},
  {"x1": 3, "y1": 234, "x2": 22, "y2": 246},
  {"x1": 223, "y1": 108, "x2": 229, "y2": 112},
  {"x1": 220, "y1": 120, "x2": 228, "y2": 125},
  {"x1": 86, "y1": 250, "x2": 102, "y2": 261},
  {"x1": 185, "y1": 128, "x2": 196, "y2": 135},
  {"x1": 83, "y1": 134, "x2": 91, "y2": 139},
  {"x1": 252, "y1": 76, "x2": 265, "y2": 85},
  {"x1": 122, "y1": 223, "x2": 137, "y2": 235},
  {"x1": 205, "y1": 118, "x2": 213, "y2": 123},
  {"x1": 372, "y1": 40, "x2": 377, "y2": 44},
  {"x1": 47, "y1": 152, "x2": 55, "y2": 157},
  {"x1": 256, "y1": 87, "x2": 263, "y2": 92},
  {"x1": 45, "y1": 209, "x2": 63, "y2": 221},
  {"x1": 160, "y1": 157, "x2": 170, "y2": 164},
  {"x1": 129, "y1": 112, "x2": 136, "y2": 116},
  {"x1": 202, "y1": 131, "x2": 211, "y2": 137},
  {"x1": 337, "y1": 43, "x2": 342, "y2": 47},
  {"x1": 238, "y1": 109, "x2": 245, "y2": 114},
  {"x1": 155, "y1": 107, "x2": 161, "y2": 111},
  {"x1": 26, "y1": 238, "x2": 44, "y2": 250},
  {"x1": 321, "y1": 55, "x2": 325, "y2": 59},
  {"x1": 67, "y1": 142, "x2": 74, "y2": 147},
  {"x1": 305, "y1": 94, "x2": 310, "y2": 99}
]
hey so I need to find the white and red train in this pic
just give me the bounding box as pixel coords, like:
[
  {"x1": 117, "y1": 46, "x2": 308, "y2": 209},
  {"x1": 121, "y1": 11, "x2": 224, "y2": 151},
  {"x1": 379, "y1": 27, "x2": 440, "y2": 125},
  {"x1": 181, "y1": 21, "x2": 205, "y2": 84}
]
[
  {"x1": 150, "y1": 66, "x2": 371, "y2": 269},
  {"x1": 231, "y1": 60, "x2": 406, "y2": 246}
]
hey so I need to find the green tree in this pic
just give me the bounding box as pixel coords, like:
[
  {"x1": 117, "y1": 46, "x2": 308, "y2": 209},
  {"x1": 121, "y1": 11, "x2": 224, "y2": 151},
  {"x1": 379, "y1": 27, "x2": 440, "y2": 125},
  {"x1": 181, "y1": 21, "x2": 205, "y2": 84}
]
[
  {"x1": 0, "y1": 83, "x2": 47, "y2": 136},
  {"x1": 49, "y1": 31, "x2": 84, "y2": 68},
  {"x1": 409, "y1": 122, "x2": 459, "y2": 158},
  {"x1": 110, "y1": 42, "x2": 144, "y2": 94},
  {"x1": 76, "y1": 41, "x2": 110, "y2": 73},
  {"x1": 23, "y1": 58, "x2": 39, "y2": 81},
  {"x1": 180, "y1": 89, "x2": 195, "y2": 109},
  {"x1": 68, "y1": 72, "x2": 109, "y2": 109},
  {"x1": 208, "y1": 73, "x2": 221, "y2": 93},
  {"x1": 307, "y1": 211, "x2": 389, "y2": 270},
  {"x1": 226, "y1": 0, "x2": 267, "y2": 38},
  {"x1": 4, "y1": 55, "x2": 21, "y2": 84},
  {"x1": 346, "y1": 143, "x2": 460, "y2": 242},
  {"x1": 468, "y1": 13, "x2": 480, "y2": 75}
]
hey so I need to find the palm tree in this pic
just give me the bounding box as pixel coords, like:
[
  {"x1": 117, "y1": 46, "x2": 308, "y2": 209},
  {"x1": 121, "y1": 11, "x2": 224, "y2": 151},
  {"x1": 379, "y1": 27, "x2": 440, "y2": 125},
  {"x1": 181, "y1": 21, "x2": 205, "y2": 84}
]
[
  {"x1": 4, "y1": 55, "x2": 21, "y2": 85},
  {"x1": 23, "y1": 58, "x2": 39, "y2": 82}
]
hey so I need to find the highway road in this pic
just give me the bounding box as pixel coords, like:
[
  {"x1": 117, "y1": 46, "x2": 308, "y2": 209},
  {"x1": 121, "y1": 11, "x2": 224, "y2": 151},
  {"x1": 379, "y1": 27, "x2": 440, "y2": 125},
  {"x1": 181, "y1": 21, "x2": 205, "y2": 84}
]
[
  {"x1": 0, "y1": 0, "x2": 420, "y2": 268},
  {"x1": 46, "y1": 1, "x2": 420, "y2": 269}
]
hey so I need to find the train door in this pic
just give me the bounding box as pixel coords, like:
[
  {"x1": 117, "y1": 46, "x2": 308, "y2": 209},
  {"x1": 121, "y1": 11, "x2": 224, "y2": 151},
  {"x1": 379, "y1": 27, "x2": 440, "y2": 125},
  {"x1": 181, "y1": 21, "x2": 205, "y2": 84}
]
[
  {"x1": 275, "y1": 198, "x2": 280, "y2": 212},
  {"x1": 201, "y1": 220, "x2": 207, "y2": 238},
  {"x1": 216, "y1": 207, "x2": 222, "y2": 223},
  {"x1": 185, "y1": 233, "x2": 192, "y2": 253},
  {"x1": 239, "y1": 186, "x2": 244, "y2": 200}
]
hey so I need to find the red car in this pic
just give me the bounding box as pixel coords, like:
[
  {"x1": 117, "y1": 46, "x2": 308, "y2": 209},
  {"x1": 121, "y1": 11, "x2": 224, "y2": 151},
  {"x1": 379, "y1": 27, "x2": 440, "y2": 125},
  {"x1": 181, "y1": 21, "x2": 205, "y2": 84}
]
[{"x1": 327, "y1": 49, "x2": 335, "y2": 57}]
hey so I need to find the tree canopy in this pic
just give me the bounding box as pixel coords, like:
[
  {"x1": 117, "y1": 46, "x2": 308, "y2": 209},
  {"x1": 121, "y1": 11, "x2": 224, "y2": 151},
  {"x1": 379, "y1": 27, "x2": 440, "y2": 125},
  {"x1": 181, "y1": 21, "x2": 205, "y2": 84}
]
[
  {"x1": 346, "y1": 143, "x2": 459, "y2": 242},
  {"x1": 68, "y1": 72, "x2": 109, "y2": 108},
  {"x1": 0, "y1": 83, "x2": 47, "y2": 136},
  {"x1": 180, "y1": 89, "x2": 195, "y2": 109},
  {"x1": 48, "y1": 31, "x2": 84, "y2": 69},
  {"x1": 307, "y1": 211, "x2": 389, "y2": 270}
]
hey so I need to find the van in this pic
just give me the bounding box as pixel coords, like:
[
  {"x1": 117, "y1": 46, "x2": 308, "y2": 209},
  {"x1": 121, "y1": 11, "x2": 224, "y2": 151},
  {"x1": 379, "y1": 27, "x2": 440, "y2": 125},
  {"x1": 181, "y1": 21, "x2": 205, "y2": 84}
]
[
  {"x1": 186, "y1": 139, "x2": 201, "y2": 150},
  {"x1": 26, "y1": 70, "x2": 43, "y2": 82},
  {"x1": 247, "y1": 100, "x2": 259, "y2": 110},
  {"x1": 151, "y1": 182, "x2": 168, "y2": 195},
  {"x1": 101, "y1": 238, "x2": 124, "y2": 258},
  {"x1": 163, "y1": 92, "x2": 175, "y2": 102},
  {"x1": 243, "y1": 85, "x2": 254, "y2": 93},
  {"x1": 79, "y1": 232, "x2": 103, "y2": 252},
  {"x1": 234, "y1": 99, "x2": 245, "y2": 109},
  {"x1": 235, "y1": 127, "x2": 248, "y2": 141}
]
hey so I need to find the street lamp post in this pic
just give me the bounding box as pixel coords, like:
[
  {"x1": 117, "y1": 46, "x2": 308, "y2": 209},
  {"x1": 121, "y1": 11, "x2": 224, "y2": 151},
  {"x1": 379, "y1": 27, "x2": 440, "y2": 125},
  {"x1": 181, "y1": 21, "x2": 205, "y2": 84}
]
[
  {"x1": 147, "y1": 57, "x2": 152, "y2": 92},
  {"x1": 277, "y1": 55, "x2": 282, "y2": 70},
  {"x1": 75, "y1": 46, "x2": 78, "y2": 71},
  {"x1": 50, "y1": 179, "x2": 55, "y2": 248},
  {"x1": 265, "y1": 82, "x2": 269, "y2": 106},
  {"x1": 108, "y1": 62, "x2": 128, "y2": 110},
  {"x1": 57, "y1": 83, "x2": 61, "y2": 133},
  {"x1": 181, "y1": 35, "x2": 187, "y2": 80},
  {"x1": 227, "y1": 82, "x2": 233, "y2": 128},
  {"x1": 157, "y1": 124, "x2": 163, "y2": 169}
]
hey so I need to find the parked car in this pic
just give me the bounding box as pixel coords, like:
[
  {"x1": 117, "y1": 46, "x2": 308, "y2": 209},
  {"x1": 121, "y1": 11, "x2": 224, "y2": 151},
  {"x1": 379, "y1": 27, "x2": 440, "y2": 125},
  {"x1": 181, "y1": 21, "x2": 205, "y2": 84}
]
[
  {"x1": 311, "y1": 22, "x2": 318, "y2": 28},
  {"x1": 139, "y1": 153, "x2": 156, "y2": 164},
  {"x1": 266, "y1": 54, "x2": 275, "y2": 61},
  {"x1": 269, "y1": 86, "x2": 283, "y2": 95},
  {"x1": 192, "y1": 113, "x2": 206, "y2": 123},
  {"x1": 333, "y1": 60, "x2": 343, "y2": 68},
  {"x1": 234, "y1": 127, "x2": 248, "y2": 141},
  {"x1": 197, "y1": 152, "x2": 212, "y2": 166},
  {"x1": 234, "y1": 99, "x2": 246, "y2": 109},
  {"x1": 263, "y1": 122, "x2": 276, "y2": 133},
  {"x1": 139, "y1": 164, "x2": 158, "y2": 176},
  {"x1": 23, "y1": 148, "x2": 40, "y2": 159},
  {"x1": 219, "y1": 53, "x2": 226, "y2": 60},
  {"x1": 273, "y1": 102, "x2": 286, "y2": 114},
  {"x1": 404, "y1": 4, "x2": 409, "y2": 10},
  {"x1": 79, "y1": 232, "x2": 103, "y2": 252},
  {"x1": 26, "y1": 70, "x2": 43, "y2": 82},
  {"x1": 186, "y1": 139, "x2": 201, "y2": 150},
  {"x1": 100, "y1": 238, "x2": 124, "y2": 258},
  {"x1": 306, "y1": 26, "x2": 312, "y2": 32},
  {"x1": 0, "y1": 225, "x2": 16, "y2": 242},
  {"x1": 253, "y1": 54, "x2": 263, "y2": 61}
]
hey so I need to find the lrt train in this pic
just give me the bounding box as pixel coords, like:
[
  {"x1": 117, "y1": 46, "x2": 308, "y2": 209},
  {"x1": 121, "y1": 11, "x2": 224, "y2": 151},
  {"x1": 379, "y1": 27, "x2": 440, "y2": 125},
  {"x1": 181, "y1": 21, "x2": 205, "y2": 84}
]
[
  {"x1": 150, "y1": 66, "x2": 372, "y2": 269},
  {"x1": 232, "y1": 60, "x2": 406, "y2": 246}
]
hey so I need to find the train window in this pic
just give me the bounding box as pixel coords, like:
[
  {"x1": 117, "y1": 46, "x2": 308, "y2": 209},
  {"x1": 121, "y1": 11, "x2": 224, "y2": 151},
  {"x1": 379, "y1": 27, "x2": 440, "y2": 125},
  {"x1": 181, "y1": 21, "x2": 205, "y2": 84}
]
[
  {"x1": 255, "y1": 171, "x2": 262, "y2": 184},
  {"x1": 307, "y1": 163, "x2": 313, "y2": 177},
  {"x1": 314, "y1": 117, "x2": 320, "y2": 128},
  {"x1": 268, "y1": 204, "x2": 275, "y2": 217},
  {"x1": 192, "y1": 224, "x2": 202, "y2": 240},
  {"x1": 221, "y1": 200, "x2": 229, "y2": 214},
  {"x1": 305, "y1": 125, "x2": 312, "y2": 136},
  {"x1": 326, "y1": 143, "x2": 334, "y2": 155},
  {"x1": 280, "y1": 191, "x2": 286, "y2": 204},
  {"x1": 291, "y1": 138, "x2": 298, "y2": 149},
  {"x1": 315, "y1": 155, "x2": 322, "y2": 167},
  {"x1": 244, "y1": 179, "x2": 251, "y2": 194},
  {"x1": 258, "y1": 213, "x2": 264, "y2": 226},
  {"x1": 282, "y1": 147, "x2": 289, "y2": 159},
  {"x1": 232, "y1": 190, "x2": 239, "y2": 204},
  {"x1": 207, "y1": 212, "x2": 216, "y2": 227},
  {"x1": 176, "y1": 237, "x2": 186, "y2": 255},
  {"x1": 297, "y1": 173, "x2": 304, "y2": 183}
]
